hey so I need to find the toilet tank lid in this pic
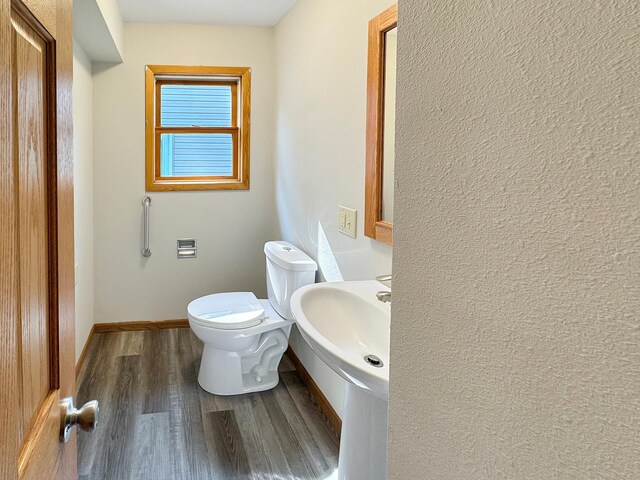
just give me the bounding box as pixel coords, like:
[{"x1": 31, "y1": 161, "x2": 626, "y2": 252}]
[{"x1": 264, "y1": 241, "x2": 318, "y2": 272}]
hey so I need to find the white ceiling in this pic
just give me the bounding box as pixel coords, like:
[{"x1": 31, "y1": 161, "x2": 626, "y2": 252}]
[{"x1": 117, "y1": 0, "x2": 299, "y2": 27}]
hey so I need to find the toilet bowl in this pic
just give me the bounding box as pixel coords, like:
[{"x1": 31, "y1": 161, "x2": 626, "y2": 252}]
[{"x1": 188, "y1": 241, "x2": 317, "y2": 395}]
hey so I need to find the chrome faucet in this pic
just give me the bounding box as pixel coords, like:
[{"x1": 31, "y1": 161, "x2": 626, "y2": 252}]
[
  {"x1": 376, "y1": 291, "x2": 392, "y2": 303},
  {"x1": 376, "y1": 274, "x2": 392, "y2": 303}
]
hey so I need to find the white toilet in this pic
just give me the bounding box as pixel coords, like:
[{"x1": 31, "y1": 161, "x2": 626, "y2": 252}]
[{"x1": 187, "y1": 241, "x2": 317, "y2": 395}]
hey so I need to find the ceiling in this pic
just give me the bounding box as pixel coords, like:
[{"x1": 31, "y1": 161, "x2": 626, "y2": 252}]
[{"x1": 117, "y1": 0, "x2": 298, "y2": 27}]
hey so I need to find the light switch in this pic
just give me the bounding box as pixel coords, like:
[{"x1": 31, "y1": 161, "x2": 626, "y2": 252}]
[{"x1": 338, "y1": 206, "x2": 357, "y2": 238}]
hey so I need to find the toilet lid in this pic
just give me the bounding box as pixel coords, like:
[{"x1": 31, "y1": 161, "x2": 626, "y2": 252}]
[{"x1": 188, "y1": 292, "x2": 265, "y2": 330}]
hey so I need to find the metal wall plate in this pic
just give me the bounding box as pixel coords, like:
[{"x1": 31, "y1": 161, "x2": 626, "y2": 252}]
[{"x1": 177, "y1": 238, "x2": 197, "y2": 258}]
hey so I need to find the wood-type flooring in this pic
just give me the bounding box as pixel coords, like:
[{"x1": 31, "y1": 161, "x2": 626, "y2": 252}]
[{"x1": 76, "y1": 328, "x2": 340, "y2": 480}]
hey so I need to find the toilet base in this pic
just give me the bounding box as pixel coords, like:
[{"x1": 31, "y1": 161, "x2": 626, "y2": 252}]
[
  {"x1": 198, "y1": 366, "x2": 281, "y2": 396},
  {"x1": 196, "y1": 327, "x2": 290, "y2": 396}
]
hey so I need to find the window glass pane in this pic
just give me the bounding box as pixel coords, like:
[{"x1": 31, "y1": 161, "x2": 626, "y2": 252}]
[
  {"x1": 160, "y1": 133, "x2": 233, "y2": 177},
  {"x1": 160, "y1": 84, "x2": 232, "y2": 127}
]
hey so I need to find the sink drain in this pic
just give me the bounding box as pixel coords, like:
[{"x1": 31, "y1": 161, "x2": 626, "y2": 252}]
[{"x1": 364, "y1": 355, "x2": 384, "y2": 368}]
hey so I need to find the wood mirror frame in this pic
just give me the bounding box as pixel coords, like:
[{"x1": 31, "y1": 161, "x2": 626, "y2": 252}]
[{"x1": 365, "y1": 4, "x2": 397, "y2": 246}]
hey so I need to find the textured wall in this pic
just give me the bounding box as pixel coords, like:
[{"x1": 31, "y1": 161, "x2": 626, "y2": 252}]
[
  {"x1": 93, "y1": 24, "x2": 277, "y2": 323},
  {"x1": 389, "y1": 1, "x2": 639, "y2": 478},
  {"x1": 72, "y1": 40, "x2": 95, "y2": 359},
  {"x1": 274, "y1": 0, "x2": 395, "y2": 416}
]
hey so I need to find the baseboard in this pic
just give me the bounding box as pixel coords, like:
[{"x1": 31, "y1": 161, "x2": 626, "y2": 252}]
[
  {"x1": 75, "y1": 325, "x2": 95, "y2": 378},
  {"x1": 286, "y1": 346, "x2": 342, "y2": 437},
  {"x1": 93, "y1": 319, "x2": 190, "y2": 333}
]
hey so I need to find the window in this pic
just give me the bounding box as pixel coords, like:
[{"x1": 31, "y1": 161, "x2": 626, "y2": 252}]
[{"x1": 145, "y1": 65, "x2": 251, "y2": 191}]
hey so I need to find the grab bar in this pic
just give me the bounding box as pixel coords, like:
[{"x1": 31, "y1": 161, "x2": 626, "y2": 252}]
[{"x1": 142, "y1": 196, "x2": 152, "y2": 257}]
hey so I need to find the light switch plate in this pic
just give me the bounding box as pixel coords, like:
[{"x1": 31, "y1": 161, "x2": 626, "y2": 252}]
[{"x1": 338, "y1": 206, "x2": 357, "y2": 238}]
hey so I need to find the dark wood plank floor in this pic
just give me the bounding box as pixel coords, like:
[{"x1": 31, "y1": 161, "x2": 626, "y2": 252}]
[{"x1": 76, "y1": 328, "x2": 340, "y2": 480}]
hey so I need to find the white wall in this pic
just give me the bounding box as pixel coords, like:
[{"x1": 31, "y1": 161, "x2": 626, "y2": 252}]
[
  {"x1": 389, "y1": 0, "x2": 640, "y2": 478},
  {"x1": 274, "y1": 0, "x2": 395, "y2": 417},
  {"x1": 92, "y1": 23, "x2": 277, "y2": 323},
  {"x1": 73, "y1": 0, "x2": 124, "y2": 63},
  {"x1": 95, "y1": 0, "x2": 123, "y2": 57},
  {"x1": 73, "y1": 40, "x2": 95, "y2": 360}
]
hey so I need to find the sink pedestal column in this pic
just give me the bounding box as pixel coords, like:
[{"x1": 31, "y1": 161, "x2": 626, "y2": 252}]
[{"x1": 338, "y1": 383, "x2": 388, "y2": 480}]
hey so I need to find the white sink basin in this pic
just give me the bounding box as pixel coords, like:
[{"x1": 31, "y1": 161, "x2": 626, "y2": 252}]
[
  {"x1": 290, "y1": 280, "x2": 391, "y2": 480},
  {"x1": 290, "y1": 280, "x2": 390, "y2": 399}
]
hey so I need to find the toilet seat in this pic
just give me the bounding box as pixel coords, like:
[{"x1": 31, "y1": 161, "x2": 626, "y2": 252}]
[{"x1": 188, "y1": 292, "x2": 265, "y2": 330}]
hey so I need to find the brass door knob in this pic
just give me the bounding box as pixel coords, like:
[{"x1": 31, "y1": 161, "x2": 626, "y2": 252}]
[{"x1": 59, "y1": 397, "x2": 99, "y2": 443}]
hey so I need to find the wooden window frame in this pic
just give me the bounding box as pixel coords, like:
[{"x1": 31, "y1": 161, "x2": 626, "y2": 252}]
[{"x1": 145, "y1": 65, "x2": 251, "y2": 191}]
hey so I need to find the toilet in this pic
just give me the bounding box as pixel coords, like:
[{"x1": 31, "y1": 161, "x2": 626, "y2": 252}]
[{"x1": 187, "y1": 241, "x2": 317, "y2": 395}]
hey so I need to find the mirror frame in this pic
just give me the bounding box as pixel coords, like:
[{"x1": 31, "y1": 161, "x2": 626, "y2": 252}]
[{"x1": 365, "y1": 3, "x2": 397, "y2": 246}]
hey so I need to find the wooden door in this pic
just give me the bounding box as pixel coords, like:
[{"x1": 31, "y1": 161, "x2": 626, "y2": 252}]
[{"x1": 0, "y1": 0, "x2": 76, "y2": 478}]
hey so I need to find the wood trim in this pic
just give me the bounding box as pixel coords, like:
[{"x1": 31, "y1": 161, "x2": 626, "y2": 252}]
[
  {"x1": 239, "y1": 68, "x2": 251, "y2": 190},
  {"x1": 231, "y1": 81, "x2": 238, "y2": 127},
  {"x1": 144, "y1": 66, "x2": 156, "y2": 192},
  {"x1": 152, "y1": 128, "x2": 240, "y2": 184},
  {"x1": 155, "y1": 174, "x2": 237, "y2": 182},
  {"x1": 286, "y1": 346, "x2": 342, "y2": 438},
  {"x1": 93, "y1": 319, "x2": 190, "y2": 333},
  {"x1": 75, "y1": 325, "x2": 95, "y2": 378},
  {"x1": 145, "y1": 65, "x2": 251, "y2": 192},
  {"x1": 154, "y1": 79, "x2": 238, "y2": 129},
  {"x1": 155, "y1": 126, "x2": 238, "y2": 134},
  {"x1": 155, "y1": 75, "x2": 161, "y2": 127},
  {"x1": 376, "y1": 3, "x2": 398, "y2": 31},
  {"x1": 147, "y1": 65, "x2": 251, "y2": 77},
  {"x1": 142, "y1": 179, "x2": 250, "y2": 192},
  {"x1": 365, "y1": 4, "x2": 397, "y2": 246},
  {"x1": 156, "y1": 79, "x2": 238, "y2": 88},
  {"x1": 374, "y1": 220, "x2": 393, "y2": 245}
]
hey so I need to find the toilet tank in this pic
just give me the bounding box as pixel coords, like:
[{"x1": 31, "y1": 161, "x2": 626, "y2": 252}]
[{"x1": 264, "y1": 241, "x2": 317, "y2": 320}]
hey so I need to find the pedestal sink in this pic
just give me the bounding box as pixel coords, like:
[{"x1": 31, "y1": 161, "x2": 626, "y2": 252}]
[{"x1": 290, "y1": 280, "x2": 390, "y2": 480}]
